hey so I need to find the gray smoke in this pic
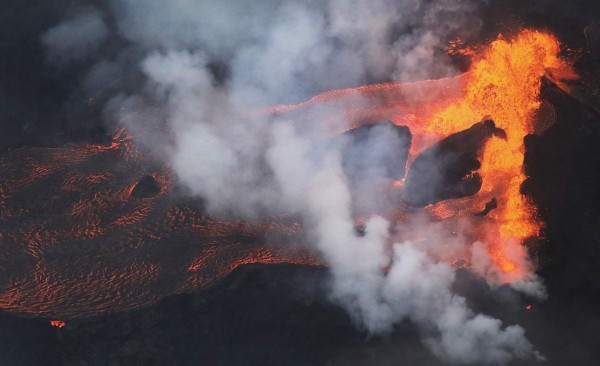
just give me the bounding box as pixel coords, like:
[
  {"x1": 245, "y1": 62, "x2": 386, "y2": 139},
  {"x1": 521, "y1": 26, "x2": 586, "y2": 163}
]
[
  {"x1": 41, "y1": 9, "x2": 108, "y2": 65},
  {"x1": 41, "y1": 0, "x2": 546, "y2": 364}
]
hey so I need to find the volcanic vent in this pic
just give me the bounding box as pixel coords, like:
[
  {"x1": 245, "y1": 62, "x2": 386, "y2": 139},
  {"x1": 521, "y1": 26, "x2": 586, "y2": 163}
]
[{"x1": 270, "y1": 30, "x2": 576, "y2": 289}]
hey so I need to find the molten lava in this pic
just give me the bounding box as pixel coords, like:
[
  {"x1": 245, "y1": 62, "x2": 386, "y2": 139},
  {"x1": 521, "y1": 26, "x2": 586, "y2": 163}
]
[
  {"x1": 0, "y1": 129, "x2": 310, "y2": 318},
  {"x1": 272, "y1": 29, "x2": 575, "y2": 284},
  {"x1": 0, "y1": 29, "x2": 574, "y2": 318},
  {"x1": 425, "y1": 30, "x2": 571, "y2": 281},
  {"x1": 50, "y1": 320, "x2": 66, "y2": 328}
]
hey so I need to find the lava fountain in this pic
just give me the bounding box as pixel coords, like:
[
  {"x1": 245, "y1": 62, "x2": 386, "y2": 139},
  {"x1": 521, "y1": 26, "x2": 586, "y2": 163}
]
[{"x1": 271, "y1": 29, "x2": 576, "y2": 288}]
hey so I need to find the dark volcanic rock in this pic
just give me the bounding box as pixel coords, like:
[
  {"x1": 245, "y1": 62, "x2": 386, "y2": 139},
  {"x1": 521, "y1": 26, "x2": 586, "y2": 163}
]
[
  {"x1": 130, "y1": 175, "x2": 161, "y2": 198},
  {"x1": 524, "y1": 77, "x2": 600, "y2": 296},
  {"x1": 2, "y1": 260, "x2": 600, "y2": 365},
  {"x1": 0, "y1": 264, "x2": 442, "y2": 366},
  {"x1": 402, "y1": 119, "x2": 506, "y2": 208},
  {"x1": 0, "y1": 310, "x2": 58, "y2": 366},
  {"x1": 475, "y1": 197, "x2": 498, "y2": 217},
  {"x1": 341, "y1": 122, "x2": 411, "y2": 182},
  {"x1": 340, "y1": 122, "x2": 412, "y2": 217},
  {"x1": 57, "y1": 264, "x2": 366, "y2": 366}
]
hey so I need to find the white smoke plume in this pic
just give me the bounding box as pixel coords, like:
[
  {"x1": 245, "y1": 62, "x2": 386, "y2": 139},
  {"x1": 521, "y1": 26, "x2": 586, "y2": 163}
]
[
  {"x1": 42, "y1": 0, "x2": 546, "y2": 364},
  {"x1": 41, "y1": 9, "x2": 108, "y2": 65}
]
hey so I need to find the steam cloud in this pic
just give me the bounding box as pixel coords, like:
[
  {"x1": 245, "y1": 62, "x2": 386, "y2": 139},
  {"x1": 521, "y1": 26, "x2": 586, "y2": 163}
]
[
  {"x1": 42, "y1": 0, "x2": 546, "y2": 364},
  {"x1": 41, "y1": 9, "x2": 108, "y2": 65}
]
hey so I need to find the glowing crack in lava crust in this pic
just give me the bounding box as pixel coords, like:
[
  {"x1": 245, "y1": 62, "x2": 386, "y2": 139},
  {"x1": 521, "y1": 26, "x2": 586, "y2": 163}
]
[{"x1": 0, "y1": 29, "x2": 573, "y2": 318}]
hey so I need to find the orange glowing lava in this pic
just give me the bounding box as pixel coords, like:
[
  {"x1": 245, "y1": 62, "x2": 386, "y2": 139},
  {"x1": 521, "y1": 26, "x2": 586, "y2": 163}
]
[
  {"x1": 423, "y1": 30, "x2": 570, "y2": 281},
  {"x1": 0, "y1": 125, "x2": 310, "y2": 318},
  {"x1": 50, "y1": 320, "x2": 66, "y2": 328},
  {"x1": 272, "y1": 29, "x2": 575, "y2": 284}
]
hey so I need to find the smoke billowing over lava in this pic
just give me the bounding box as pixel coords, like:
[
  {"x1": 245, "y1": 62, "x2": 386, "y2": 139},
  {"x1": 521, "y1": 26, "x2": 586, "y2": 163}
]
[{"x1": 2, "y1": 0, "x2": 600, "y2": 365}]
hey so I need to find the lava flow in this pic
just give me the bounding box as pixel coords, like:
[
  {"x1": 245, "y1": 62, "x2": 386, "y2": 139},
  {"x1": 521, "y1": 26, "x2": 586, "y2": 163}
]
[
  {"x1": 0, "y1": 130, "x2": 315, "y2": 318},
  {"x1": 272, "y1": 29, "x2": 575, "y2": 285},
  {"x1": 0, "y1": 29, "x2": 574, "y2": 318}
]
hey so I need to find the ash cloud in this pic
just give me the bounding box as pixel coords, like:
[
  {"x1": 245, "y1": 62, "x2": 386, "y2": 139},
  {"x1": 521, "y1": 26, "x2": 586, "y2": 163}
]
[{"x1": 41, "y1": 0, "x2": 545, "y2": 364}]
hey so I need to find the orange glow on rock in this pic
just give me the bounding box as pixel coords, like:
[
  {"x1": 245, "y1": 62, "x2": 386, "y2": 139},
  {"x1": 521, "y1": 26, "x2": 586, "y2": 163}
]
[{"x1": 50, "y1": 320, "x2": 66, "y2": 328}]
